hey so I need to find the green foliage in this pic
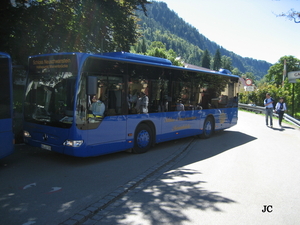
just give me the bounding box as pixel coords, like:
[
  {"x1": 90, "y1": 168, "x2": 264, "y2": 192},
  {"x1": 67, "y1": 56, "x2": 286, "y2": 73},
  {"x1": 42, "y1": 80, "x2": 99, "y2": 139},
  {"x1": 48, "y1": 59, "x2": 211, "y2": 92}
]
[
  {"x1": 0, "y1": 0, "x2": 150, "y2": 65},
  {"x1": 212, "y1": 48, "x2": 222, "y2": 71},
  {"x1": 140, "y1": 38, "x2": 147, "y2": 53},
  {"x1": 239, "y1": 79, "x2": 300, "y2": 118},
  {"x1": 145, "y1": 41, "x2": 183, "y2": 66},
  {"x1": 261, "y1": 55, "x2": 300, "y2": 117},
  {"x1": 201, "y1": 50, "x2": 211, "y2": 69},
  {"x1": 132, "y1": 28, "x2": 203, "y2": 66},
  {"x1": 221, "y1": 55, "x2": 233, "y2": 70},
  {"x1": 266, "y1": 55, "x2": 300, "y2": 86},
  {"x1": 232, "y1": 68, "x2": 241, "y2": 76}
]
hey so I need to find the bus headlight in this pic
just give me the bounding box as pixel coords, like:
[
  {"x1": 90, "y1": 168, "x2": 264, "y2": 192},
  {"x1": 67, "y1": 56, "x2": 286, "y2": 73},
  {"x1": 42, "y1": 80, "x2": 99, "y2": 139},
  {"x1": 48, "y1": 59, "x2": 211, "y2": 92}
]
[
  {"x1": 63, "y1": 140, "x2": 83, "y2": 147},
  {"x1": 23, "y1": 130, "x2": 31, "y2": 138}
]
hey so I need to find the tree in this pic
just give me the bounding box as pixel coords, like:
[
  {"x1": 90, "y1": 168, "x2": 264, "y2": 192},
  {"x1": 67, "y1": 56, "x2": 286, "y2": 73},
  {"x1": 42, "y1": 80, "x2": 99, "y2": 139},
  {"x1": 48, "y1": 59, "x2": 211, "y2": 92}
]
[
  {"x1": 231, "y1": 68, "x2": 241, "y2": 76},
  {"x1": 264, "y1": 55, "x2": 300, "y2": 117},
  {"x1": 277, "y1": 9, "x2": 300, "y2": 23},
  {"x1": 201, "y1": 49, "x2": 211, "y2": 69},
  {"x1": 0, "y1": 0, "x2": 150, "y2": 65},
  {"x1": 145, "y1": 41, "x2": 183, "y2": 66},
  {"x1": 221, "y1": 55, "x2": 232, "y2": 71},
  {"x1": 212, "y1": 48, "x2": 222, "y2": 71},
  {"x1": 141, "y1": 38, "x2": 147, "y2": 53},
  {"x1": 244, "y1": 72, "x2": 256, "y2": 83},
  {"x1": 265, "y1": 56, "x2": 300, "y2": 86}
]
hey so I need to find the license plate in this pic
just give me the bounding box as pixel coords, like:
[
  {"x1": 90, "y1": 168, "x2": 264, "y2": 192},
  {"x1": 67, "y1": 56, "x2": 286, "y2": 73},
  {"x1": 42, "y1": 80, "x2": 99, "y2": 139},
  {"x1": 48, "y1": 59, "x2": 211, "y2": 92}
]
[{"x1": 41, "y1": 144, "x2": 51, "y2": 151}]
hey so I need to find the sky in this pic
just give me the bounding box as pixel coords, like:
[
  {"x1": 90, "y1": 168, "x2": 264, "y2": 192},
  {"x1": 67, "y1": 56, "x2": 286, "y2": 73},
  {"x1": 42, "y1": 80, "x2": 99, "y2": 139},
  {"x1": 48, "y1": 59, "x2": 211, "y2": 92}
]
[{"x1": 159, "y1": 0, "x2": 300, "y2": 64}]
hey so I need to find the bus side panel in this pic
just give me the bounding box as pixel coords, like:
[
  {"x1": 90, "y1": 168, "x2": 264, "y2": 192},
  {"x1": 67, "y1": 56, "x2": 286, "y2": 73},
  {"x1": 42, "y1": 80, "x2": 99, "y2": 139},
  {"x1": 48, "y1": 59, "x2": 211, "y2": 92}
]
[
  {"x1": 23, "y1": 108, "x2": 238, "y2": 158},
  {"x1": 84, "y1": 141, "x2": 129, "y2": 157},
  {"x1": 199, "y1": 108, "x2": 238, "y2": 132},
  {"x1": 226, "y1": 108, "x2": 238, "y2": 128},
  {"x1": 0, "y1": 119, "x2": 14, "y2": 159},
  {"x1": 125, "y1": 110, "x2": 203, "y2": 147},
  {"x1": 87, "y1": 115, "x2": 127, "y2": 145},
  {"x1": 82, "y1": 115, "x2": 128, "y2": 157},
  {"x1": 126, "y1": 113, "x2": 162, "y2": 144},
  {"x1": 215, "y1": 108, "x2": 238, "y2": 130},
  {"x1": 159, "y1": 110, "x2": 201, "y2": 142},
  {"x1": 71, "y1": 114, "x2": 161, "y2": 157}
]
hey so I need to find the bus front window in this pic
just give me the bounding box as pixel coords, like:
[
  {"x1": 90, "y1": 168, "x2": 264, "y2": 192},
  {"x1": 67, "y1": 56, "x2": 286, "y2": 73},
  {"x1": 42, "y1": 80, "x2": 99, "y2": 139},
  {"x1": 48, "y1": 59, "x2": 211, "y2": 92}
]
[{"x1": 24, "y1": 72, "x2": 76, "y2": 127}]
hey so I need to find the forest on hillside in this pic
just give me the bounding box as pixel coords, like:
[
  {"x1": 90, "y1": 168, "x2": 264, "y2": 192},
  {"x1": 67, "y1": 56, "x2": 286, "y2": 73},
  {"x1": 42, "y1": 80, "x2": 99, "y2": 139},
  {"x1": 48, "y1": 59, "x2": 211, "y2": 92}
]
[{"x1": 134, "y1": 1, "x2": 272, "y2": 80}]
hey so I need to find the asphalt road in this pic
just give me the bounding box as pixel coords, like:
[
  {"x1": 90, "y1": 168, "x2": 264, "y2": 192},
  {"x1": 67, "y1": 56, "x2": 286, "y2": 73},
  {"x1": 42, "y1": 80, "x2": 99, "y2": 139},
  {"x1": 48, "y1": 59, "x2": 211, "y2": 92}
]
[
  {"x1": 83, "y1": 111, "x2": 300, "y2": 225},
  {"x1": 0, "y1": 132, "x2": 193, "y2": 225},
  {"x1": 1, "y1": 111, "x2": 300, "y2": 225}
]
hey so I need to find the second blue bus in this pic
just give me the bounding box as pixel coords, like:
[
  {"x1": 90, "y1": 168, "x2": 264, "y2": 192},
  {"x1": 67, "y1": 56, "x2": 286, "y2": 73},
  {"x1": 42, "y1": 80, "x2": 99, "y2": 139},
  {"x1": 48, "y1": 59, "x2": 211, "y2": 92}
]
[{"x1": 0, "y1": 52, "x2": 14, "y2": 159}]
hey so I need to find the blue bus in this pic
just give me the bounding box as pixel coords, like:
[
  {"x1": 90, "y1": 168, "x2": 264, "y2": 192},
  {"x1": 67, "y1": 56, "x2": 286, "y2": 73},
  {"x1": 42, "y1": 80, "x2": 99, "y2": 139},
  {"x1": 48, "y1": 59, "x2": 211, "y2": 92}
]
[
  {"x1": 0, "y1": 52, "x2": 14, "y2": 159},
  {"x1": 23, "y1": 52, "x2": 239, "y2": 157}
]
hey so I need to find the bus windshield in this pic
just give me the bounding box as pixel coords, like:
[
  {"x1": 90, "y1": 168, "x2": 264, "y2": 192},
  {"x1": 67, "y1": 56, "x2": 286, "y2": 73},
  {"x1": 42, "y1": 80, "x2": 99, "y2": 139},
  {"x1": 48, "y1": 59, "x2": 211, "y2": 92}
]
[{"x1": 24, "y1": 55, "x2": 77, "y2": 128}]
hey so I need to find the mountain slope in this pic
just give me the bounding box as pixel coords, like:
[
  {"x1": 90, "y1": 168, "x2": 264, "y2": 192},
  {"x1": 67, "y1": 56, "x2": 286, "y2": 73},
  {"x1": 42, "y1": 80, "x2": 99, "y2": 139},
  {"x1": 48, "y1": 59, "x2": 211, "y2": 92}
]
[{"x1": 135, "y1": 1, "x2": 272, "y2": 79}]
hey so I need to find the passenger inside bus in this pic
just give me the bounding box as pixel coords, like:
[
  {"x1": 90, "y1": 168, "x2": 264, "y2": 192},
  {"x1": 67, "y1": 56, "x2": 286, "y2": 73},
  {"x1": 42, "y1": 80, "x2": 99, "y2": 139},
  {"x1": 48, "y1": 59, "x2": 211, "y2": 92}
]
[
  {"x1": 199, "y1": 91, "x2": 210, "y2": 109},
  {"x1": 140, "y1": 92, "x2": 149, "y2": 113},
  {"x1": 135, "y1": 92, "x2": 149, "y2": 113},
  {"x1": 90, "y1": 95, "x2": 105, "y2": 118},
  {"x1": 176, "y1": 100, "x2": 185, "y2": 111}
]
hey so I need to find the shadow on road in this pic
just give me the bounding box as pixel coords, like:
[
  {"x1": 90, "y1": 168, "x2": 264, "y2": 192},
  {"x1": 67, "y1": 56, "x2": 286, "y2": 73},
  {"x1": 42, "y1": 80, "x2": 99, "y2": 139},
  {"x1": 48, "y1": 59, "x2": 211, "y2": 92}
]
[
  {"x1": 0, "y1": 130, "x2": 256, "y2": 225},
  {"x1": 102, "y1": 168, "x2": 236, "y2": 225},
  {"x1": 175, "y1": 130, "x2": 257, "y2": 168},
  {"x1": 269, "y1": 125, "x2": 296, "y2": 131},
  {"x1": 93, "y1": 130, "x2": 256, "y2": 224}
]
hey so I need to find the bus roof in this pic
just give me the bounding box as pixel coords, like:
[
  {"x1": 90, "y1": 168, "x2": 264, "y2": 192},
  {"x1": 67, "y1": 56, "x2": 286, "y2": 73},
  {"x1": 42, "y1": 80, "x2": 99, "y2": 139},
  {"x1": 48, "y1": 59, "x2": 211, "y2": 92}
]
[
  {"x1": 102, "y1": 52, "x2": 172, "y2": 66},
  {"x1": 29, "y1": 52, "x2": 240, "y2": 79},
  {"x1": 0, "y1": 52, "x2": 11, "y2": 59},
  {"x1": 100, "y1": 52, "x2": 239, "y2": 79}
]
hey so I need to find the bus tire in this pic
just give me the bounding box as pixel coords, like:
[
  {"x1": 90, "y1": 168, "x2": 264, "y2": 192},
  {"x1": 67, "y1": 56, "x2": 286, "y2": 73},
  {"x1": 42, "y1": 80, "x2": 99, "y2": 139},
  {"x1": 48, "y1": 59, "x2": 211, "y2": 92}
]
[
  {"x1": 200, "y1": 116, "x2": 214, "y2": 139},
  {"x1": 133, "y1": 124, "x2": 153, "y2": 154}
]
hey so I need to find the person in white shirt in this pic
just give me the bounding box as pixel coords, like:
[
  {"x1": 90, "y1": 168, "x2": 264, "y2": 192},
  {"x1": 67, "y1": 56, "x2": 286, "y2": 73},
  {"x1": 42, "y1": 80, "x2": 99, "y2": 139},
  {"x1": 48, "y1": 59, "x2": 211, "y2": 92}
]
[
  {"x1": 176, "y1": 100, "x2": 185, "y2": 111},
  {"x1": 264, "y1": 93, "x2": 274, "y2": 127},
  {"x1": 91, "y1": 95, "x2": 105, "y2": 117},
  {"x1": 140, "y1": 92, "x2": 149, "y2": 113},
  {"x1": 275, "y1": 97, "x2": 287, "y2": 128}
]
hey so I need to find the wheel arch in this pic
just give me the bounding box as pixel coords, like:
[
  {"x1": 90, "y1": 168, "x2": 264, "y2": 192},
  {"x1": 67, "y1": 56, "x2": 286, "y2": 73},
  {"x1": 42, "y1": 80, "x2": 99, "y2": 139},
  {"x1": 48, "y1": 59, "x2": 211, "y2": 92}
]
[
  {"x1": 200, "y1": 114, "x2": 216, "y2": 139},
  {"x1": 135, "y1": 120, "x2": 156, "y2": 145},
  {"x1": 206, "y1": 114, "x2": 215, "y2": 127}
]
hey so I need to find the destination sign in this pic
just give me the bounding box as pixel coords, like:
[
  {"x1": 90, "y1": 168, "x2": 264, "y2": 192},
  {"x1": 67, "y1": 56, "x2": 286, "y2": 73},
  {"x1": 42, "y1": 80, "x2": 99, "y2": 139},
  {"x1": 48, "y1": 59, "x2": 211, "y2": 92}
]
[{"x1": 29, "y1": 55, "x2": 77, "y2": 73}]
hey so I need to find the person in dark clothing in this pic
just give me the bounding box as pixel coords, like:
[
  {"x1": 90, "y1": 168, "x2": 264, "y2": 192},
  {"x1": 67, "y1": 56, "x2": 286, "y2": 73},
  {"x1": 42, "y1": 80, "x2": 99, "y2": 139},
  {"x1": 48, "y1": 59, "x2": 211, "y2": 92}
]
[{"x1": 275, "y1": 97, "x2": 287, "y2": 128}]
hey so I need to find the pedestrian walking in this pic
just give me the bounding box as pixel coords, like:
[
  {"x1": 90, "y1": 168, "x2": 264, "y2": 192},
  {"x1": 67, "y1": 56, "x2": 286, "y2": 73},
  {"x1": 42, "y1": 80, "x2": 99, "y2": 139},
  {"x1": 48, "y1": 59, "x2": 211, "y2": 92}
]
[
  {"x1": 264, "y1": 93, "x2": 274, "y2": 127},
  {"x1": 275, "y1": 97, "x2": 287, "y2": 128}
]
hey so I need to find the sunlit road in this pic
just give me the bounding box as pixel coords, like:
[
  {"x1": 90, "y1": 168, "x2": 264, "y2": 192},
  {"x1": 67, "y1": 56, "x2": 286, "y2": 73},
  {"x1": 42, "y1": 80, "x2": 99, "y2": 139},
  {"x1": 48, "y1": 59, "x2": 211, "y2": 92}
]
[
  {"x1": 84, "y1": 111, "x2": 300, "y2": 225},
  {"x1": 1, "y1": 111, "x2": 300, "y2": 225}
]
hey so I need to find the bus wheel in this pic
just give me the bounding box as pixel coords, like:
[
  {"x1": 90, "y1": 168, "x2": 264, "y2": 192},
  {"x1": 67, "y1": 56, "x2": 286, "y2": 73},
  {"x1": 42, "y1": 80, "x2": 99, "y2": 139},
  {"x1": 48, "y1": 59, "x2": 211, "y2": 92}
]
[
  {"x1": 133, "y1": 124, "x2": 153, "y2": 154},
  {"x1": 200, "y1": 116, "x2": 214, "y2": 139}
]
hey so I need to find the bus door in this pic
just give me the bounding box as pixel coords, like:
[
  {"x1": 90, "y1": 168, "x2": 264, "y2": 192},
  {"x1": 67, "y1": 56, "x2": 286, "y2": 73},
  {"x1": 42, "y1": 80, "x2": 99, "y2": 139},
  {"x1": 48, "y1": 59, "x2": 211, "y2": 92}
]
[{"x1": 79, "y1": 75, "x2": 127, "y2": 151}]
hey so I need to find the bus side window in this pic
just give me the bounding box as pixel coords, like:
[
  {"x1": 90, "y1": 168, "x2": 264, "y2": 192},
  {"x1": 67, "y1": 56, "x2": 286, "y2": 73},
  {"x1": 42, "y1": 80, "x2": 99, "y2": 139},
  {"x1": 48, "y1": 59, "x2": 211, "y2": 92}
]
[
  {"x1": 107, "y1": 90, "x2": 117, "y2": 115},
  {"x1": 106, "y1": 76, "x2": 123, "y2": 116}
]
